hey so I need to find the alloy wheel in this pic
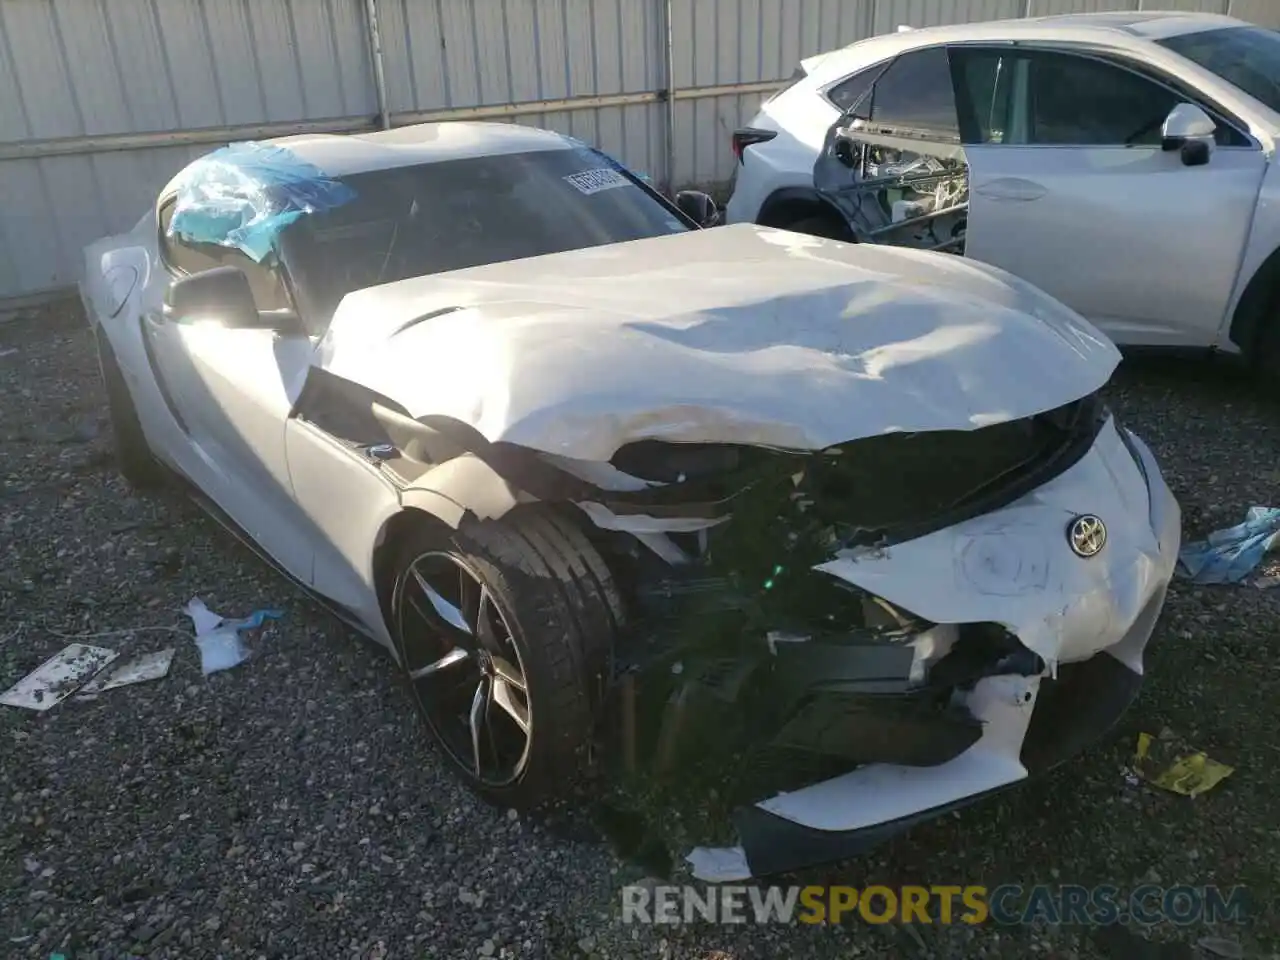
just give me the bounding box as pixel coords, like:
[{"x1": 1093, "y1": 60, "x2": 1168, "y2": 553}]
[{"x1": 394, "y1": 551, "x2": 532, "y2": 787}]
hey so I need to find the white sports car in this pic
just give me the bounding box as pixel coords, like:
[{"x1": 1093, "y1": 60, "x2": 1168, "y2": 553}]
[
  {"x1": 82, "y1": 121, "x2": 1179, "y2": 880},
  {"x1": 726, "y1": 10, "x2": 1280, "y2": 371}
]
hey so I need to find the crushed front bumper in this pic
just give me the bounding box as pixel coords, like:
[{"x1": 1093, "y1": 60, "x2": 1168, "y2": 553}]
[{"x1": 686, "y1": 419, "x2": 1180, "y2": 881}]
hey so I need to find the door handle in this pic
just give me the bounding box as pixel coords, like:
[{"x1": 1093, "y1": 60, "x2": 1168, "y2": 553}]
[{"x1": 975, "y1": 177, "x2": 1048, "y2": 202}]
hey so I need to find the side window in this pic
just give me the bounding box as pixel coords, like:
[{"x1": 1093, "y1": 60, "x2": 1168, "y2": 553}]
[
  {"x1": 156, "y1": 198, "x2": 291, "y2": 312},
  {"x1": 951, "y1": 49, "x2": 1014, "y2": 144},
  {"x1": 1024, "y1": 52, "x2": 1178, "y2": 146},
  {"x1": 1109, "y1": 58, "x2": 1252, "y2": 148},
  {"x1": 861, "y1": 47, "x2": 960, "y2": 138},
  {"x1": 825, "y1": 65, "x2": 883, "y2": 113}
]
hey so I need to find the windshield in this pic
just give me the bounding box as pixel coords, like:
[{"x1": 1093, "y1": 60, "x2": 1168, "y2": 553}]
[
  {"x1": 279, "y1": 147, "x2": 692, "y2": 323},
  {"x1": 1158, "y1": 26, "x2": 1280, "y2": 116}
]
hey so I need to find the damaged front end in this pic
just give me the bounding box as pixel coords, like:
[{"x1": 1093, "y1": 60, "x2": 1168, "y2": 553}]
[
  {"x1": 327, "y1": 222, "x2": 1173, "y2": 880},
  {"x1": 371, "y1": 377, "x2": 1177, "y2": 878},
  {"x1": 413, "y1": 386, "x2": 1176, "y2": 880},
  {"x1": 591, "y1": 392, "x2": 1105, "y2": 767}
]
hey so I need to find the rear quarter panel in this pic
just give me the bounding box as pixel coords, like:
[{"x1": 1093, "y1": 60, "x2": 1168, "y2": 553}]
[{"x1": 80, "y1": 212, "x2": 185, "y2": 462}]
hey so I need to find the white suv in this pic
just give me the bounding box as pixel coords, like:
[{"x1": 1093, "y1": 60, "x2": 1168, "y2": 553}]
[{"x1": 725, "y1": 11, "x2": 1280, "y2": 370}]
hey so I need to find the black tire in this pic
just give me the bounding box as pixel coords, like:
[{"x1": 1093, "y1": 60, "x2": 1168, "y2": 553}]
[
  {"x1": 94, "y1": 328, "x2": 166, "y2": 491},
  {"x1": 782, "y1": 214, "x2": 854, "y2": 242},
  {"x1": 1253, "y1": 306, "x2": 1280, "y2": 384},
  {"x1": 389, "y1": 507, "x2": 621, "y2": 808}
]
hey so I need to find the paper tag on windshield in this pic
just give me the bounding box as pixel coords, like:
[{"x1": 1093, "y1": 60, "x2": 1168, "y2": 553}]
[{"x1": 564, "y1": 168, "x2": 630, "y2": 195}]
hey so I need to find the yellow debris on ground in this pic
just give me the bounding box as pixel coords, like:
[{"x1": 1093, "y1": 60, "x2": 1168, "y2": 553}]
[{"x1": 1133, "y1": 731, "x2": 1235, "y2": 797}]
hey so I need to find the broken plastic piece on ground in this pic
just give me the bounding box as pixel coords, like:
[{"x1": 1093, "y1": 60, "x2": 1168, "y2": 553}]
[
  {"x1": 184, "y1": 597, "x2": 224, "y2": 635},
  {"x1": 1132, "y1": 731, "x2": 1234, "y2": 797},
  {"x1": 77, "y1": 648, "x2": 175, "y2": 696},
  {"x1": 685, "y1": 845, "x2": 752, "y2": 882},
  {"x1": 184, "y1": 597, "x2": 284, "y2": 676},
  {"x1": 1177, "y1": 505, "x2": 1280, "y2": 584},
  {"x1": 0, "y1": 644, "x2": 118, "y2": 711},
  {"x1": 194, "y1": 626, "x2": 249, "y2": 676}
]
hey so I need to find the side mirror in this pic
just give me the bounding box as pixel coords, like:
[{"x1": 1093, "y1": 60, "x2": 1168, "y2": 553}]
[
  {"x1": 164, "y1": 266, "x2": 267, "y2": 328},
  {"x1": 675, "y1": 190, "x2": 720, "y2": 228},
  {"x1": 1161, "y1": 103, "x2": 1216, "y2": 167}
]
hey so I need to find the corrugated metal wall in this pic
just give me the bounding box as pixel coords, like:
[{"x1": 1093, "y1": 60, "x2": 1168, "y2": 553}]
[
  {"x1": 0, "y1": 0, "x2": 377, "y2": 304},
  {"x1": 377, "y1": 1, "x2": 669, "y2": 178},
  {"x1": 0, "y1": 0, "x2": 1276, "y2": 305}
]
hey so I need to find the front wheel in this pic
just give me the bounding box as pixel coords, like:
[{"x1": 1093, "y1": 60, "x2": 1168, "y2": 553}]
[{"x1": 389, "y1": 508, "x2": 621, "y2": 807}]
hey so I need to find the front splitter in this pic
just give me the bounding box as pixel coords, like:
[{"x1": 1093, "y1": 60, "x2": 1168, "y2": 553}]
[{"x1": 703, "y1": 648, "x2": 1145, "y2": 880}]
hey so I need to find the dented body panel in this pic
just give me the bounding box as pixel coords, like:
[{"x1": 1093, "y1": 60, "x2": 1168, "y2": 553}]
[
  {"x1": 685, "y1": 419, "x2": 1178, "y2": 880},
  {"x1": 319, "y1": 224, "x2": 1118, "y2": 461},
  {"x1": 819, "y1": 419, "x2": 1176, "y2": 668}
]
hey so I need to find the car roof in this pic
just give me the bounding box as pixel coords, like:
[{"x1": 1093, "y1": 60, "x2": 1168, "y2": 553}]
[
  {"x1": 158, "y1": 121, "x2": 574, "y2": 200},
  {"x1": 266, "y1": 121, "x2": 573, "y2": 177},
  {"x1": 975, "y1": 10, "x2": 1242, "y2": 39},
  {"x1": 803, "y1": 11, "x2": 1249, "y2": 78}
]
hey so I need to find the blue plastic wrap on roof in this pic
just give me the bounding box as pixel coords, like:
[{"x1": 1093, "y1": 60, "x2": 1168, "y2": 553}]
[{"x1": 167, "y1": 141, "x2": 357, "y2": 262}]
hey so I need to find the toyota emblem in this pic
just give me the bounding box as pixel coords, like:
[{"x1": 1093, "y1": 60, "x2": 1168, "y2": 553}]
[{"x1": 1067, "y1": 515, "x2": 1107, "y2": 558}]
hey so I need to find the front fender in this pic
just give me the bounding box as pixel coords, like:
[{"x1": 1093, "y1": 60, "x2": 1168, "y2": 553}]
[{"x1": 399, "y1": 454, "x2": 532, "y2": 529}]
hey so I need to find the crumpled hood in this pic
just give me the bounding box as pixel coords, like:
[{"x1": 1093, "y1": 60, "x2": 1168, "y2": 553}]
[{"x1": 317, "y1": 224, "x2": 1120, "y2": 460}]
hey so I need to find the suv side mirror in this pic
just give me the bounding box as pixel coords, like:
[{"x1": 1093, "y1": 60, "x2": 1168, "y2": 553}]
[
  {"x1": 675, "y1": 190, "x2": 720, "y2": 228},
  {"x1": 1162, "y1": 103, "x2": 1216, "y2": 167},
  {"x1": 164, "y1": 266, "x2": 273, "y2": 328}
]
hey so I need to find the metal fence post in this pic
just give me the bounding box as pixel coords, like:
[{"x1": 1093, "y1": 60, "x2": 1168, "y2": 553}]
[
  {"x1": 363, "y1": 0, "x2": 392, "y2": 130},
  {"x1": 663, "y1": 0, "x2": 678, "y2": 194}
]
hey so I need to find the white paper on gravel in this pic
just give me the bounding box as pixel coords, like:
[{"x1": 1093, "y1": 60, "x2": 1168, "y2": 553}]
[
  {"x1": 0, "y1": 644, "x2": 119, "y2": 711},
  {"x1": 78, "y1": 648, "x2": 175, "y2": 696}
]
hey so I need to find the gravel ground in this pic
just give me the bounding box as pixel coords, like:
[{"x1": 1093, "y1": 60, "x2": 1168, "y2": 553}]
[{"x1": 1, "y1": 305, "x2": 1278, "y2": 960}]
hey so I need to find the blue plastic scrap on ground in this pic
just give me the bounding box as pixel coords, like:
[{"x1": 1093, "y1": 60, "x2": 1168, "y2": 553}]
[
  {"x1": 1177, "y1": 506, "x2": 1280, "y2": 584},
  {"x1": 167, "y1": 141, "x2": 356, "y2": 262},
  {"x1": 184, "y1": 596, "x2": 285, "y2": 676}
]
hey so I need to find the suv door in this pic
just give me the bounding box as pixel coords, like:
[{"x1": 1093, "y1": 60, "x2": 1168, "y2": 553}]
[{"x1": 955, "y1": 46, "x2": 1266, "y2": 347}]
